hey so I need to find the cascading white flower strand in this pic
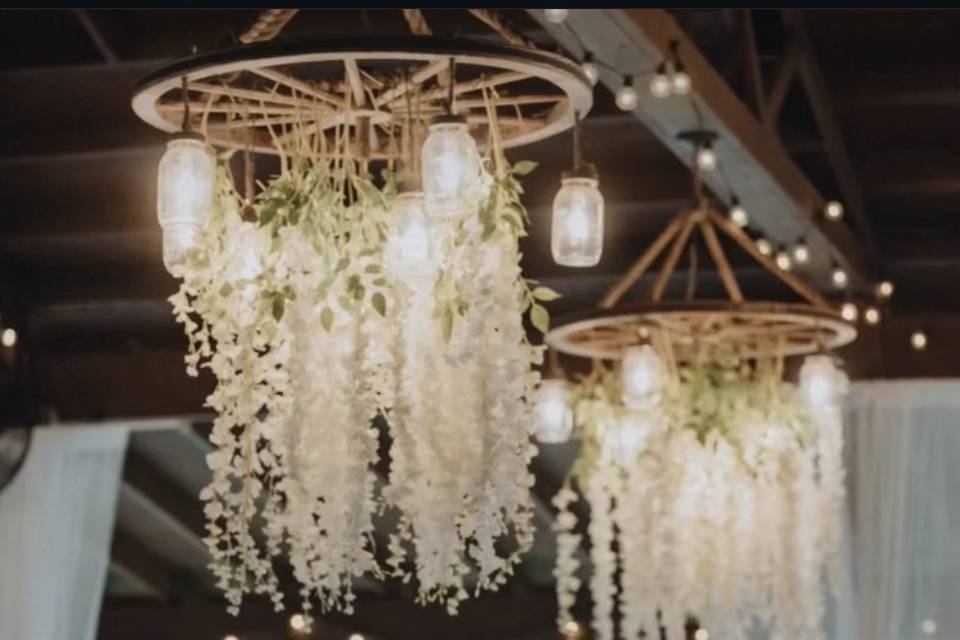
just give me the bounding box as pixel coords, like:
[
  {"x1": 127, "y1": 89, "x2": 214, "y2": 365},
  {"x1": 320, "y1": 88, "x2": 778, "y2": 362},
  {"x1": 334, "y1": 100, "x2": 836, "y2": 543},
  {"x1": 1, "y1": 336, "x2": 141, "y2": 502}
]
[
  {"x1": 540, "y1": 350, "x2": 849, "y2": 640},
  {"x1": 170, "y1": 107, "x2": 554, "y2": 617}
]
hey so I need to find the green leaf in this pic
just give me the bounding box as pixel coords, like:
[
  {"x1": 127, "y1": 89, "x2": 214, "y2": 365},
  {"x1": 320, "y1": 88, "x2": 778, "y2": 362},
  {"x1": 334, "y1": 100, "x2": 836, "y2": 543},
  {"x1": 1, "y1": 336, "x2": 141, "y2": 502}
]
[
  {"x1": 532, "y1": 286, "x2": 562, "y2": 302},
  {"x1": 272, "y1": 294, "x2": 285, "y2": 322},
  {"x1": 371, "y1": 292, "x2": 387, "y2": 316},
  {"x1": 320, "y1": 307, "x2": 334, "y2": 332},
  {"x1": 530, "y1": 303, "x2": 550, "y2": 334},
  {"x1": 511, "y1": 160, "x2": 538, "y2": 176}
]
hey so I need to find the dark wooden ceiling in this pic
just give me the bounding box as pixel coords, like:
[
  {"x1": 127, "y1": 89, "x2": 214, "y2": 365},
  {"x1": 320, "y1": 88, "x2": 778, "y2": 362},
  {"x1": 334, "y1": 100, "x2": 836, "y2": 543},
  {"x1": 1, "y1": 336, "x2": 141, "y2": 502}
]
[{"x1": 2, "y1": 9, "x2": 960, "y2": 640}]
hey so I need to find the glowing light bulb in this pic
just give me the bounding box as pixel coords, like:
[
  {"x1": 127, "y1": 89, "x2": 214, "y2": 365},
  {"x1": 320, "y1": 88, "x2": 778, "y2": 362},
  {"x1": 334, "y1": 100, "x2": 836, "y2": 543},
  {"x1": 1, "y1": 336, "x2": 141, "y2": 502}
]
[
  {"x1": 157, "y1": 136, "x2": 215, "y2": 277},
  {"x1": 841, "y1": 302, "x2": 858, "y2": 322},
  {"x1": 694, "y1": 630, "x2": 710, "y2": 640},
  {"x1": 832, "y1": 266, "x2": 849, "y2": 289},
  {"x1": 671, "y1": 66, "x2": 691, "y2": 95},
  {"x1": 756, "y1": 237, "x2": 773, "y2": 256},
  {"x1": 729, "y1": 201, "x2": 748, "y2": 227},
  {"x1": 649, "y1": 68, "x2": 671, "y2": 98},
  {"x1": 792, "y1": 241, "x2": 810, "y2": 265},
  {"x1": 580, "y1": 52, "x2": 599, "y2": 86},
  {"x1": 349, "y1": 633, "x2": 365, "y2": 640},
  {"x1": 877, "y1": 280, "x2": 894, "y2": 298},
  {"x1": 911, "y1": 330, "x2": 928, "y2": 351},
  {"x1": 552, "y1": 176, "x2": 604, "y2": 267},
  {"x1": 289, "y1": 613, "x2": 307, "y2": 632},
  {"x1": 534, "y1": 379, "x2": 573, "y2": 444},
  {"x1": 387, "y1": 192, "x2": 436, "y2": 279},
  {"x1": 224, "y1": 635, "x2": 239, "y2": 640},
  {"x1": 544, "y1": 8, "x2": 569, "y2": 23},
  {"x1": 562, "y1": 621, "x2": 582, "y2": 637},
  {"x1": 775, "y1": 250, "x2": 792, "y2": 271},
  {"x1": 922, "y1": 619, "x2": 937, "y2": 635},
  {"x1": 824, "y1": 200, "x2": 844, "y2": 221},
  {"x1": 421, "y1": 118, "x2": 481, "y2": 219},
  {"x1": 616, "y1": 76, "x2": 640, "y2": 111},
  {"x1": 602, "y1": 415, "x2": 654, "y2": 467},
  {"x1": 695, "y1": 144, "x2": 717, "y2": 171},
  {"x1": 621, "y1": 345, "x2": 664, "y2": 410},
  {"x1": 864, "y1": 306, "x2": 880, "y2": 325},
  {"x1": 799, "y1": 354, "x2": 848, "y2": 407},
  {"x1": 1, "y1": 328, "x2": 16, "y2": 348}
]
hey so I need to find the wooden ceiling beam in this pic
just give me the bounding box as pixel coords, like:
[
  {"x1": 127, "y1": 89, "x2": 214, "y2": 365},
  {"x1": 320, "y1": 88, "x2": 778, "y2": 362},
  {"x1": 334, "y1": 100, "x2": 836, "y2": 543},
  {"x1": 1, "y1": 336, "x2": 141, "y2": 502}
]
[
  {"x1": 782, "y1": 10, "x2": 880, "y2": 268},
  {"x1": 528, "y1": 8, "x2": 873, "y2": 289}
]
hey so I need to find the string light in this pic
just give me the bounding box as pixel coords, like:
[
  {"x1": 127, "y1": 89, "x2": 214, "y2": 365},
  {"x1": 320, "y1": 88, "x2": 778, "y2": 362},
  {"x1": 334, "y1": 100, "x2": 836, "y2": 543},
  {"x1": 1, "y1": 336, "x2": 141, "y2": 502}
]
[
  {"x1": 562, "y1": 620, "x2": 582, "y2": 637},
  {"x1": 224, "y1": 635, "x2": 239, "y2": 640},
  {"x1": 649, "y1": 63, "x2": 672, "y2": 98},
  {"x1": 671, "y1": 61, "x2": 691, "y2": 95},
  {"x1": 840, "y1": 302, "x2": 858, "y2": 322},
  {"x1": 877, "y1": 280, "x2": 894, "y2": 298},
  {"x1": 615, "y1": 75, "x2": 640, "y2": 111},
  {"x1": 1, "y1": 328, "x2": 16, "y2": 348},
  {"x1": 755, "y1": 237, "x2": 773, "y2": 257},
  {"x1": 544, "y1": 8, "x2": 569, "y2": 23},
  {"x1": 289, "y1": 614, "x2": 308, "y2": 632},
  {"x1": 824, "y1": 200, "x2": 844, "y2": 221},
  {"x1": 864, "y1": 306, "x2": 880, "y2": 325},
  {"x1": 580, "y1": 51, "x2": 599, "y2": 86},
  {"x1": 791, "y1": 239, "x2": 810, "y2": 265},
  {"x1": 695, "y1": 142, "x2": 717, "y2": 171},
  {"x1": 831, "y1": 266, "x2": 849, "y2": 289},
  {"x1": 910, "y1": 330, "x2": 928, "y2": 351},
  {"x1": 775, "y1": 249, "x2": 793, "y2": 271},
  {"x1": 728, "y1": 198, "x2": 748, "y2": 227},
  {"x1": 348, "y1": 634, "x2": 365, "y2": 640},
  {"x1": 694, "y1": 629, "x2": 710, "y2": 640}
]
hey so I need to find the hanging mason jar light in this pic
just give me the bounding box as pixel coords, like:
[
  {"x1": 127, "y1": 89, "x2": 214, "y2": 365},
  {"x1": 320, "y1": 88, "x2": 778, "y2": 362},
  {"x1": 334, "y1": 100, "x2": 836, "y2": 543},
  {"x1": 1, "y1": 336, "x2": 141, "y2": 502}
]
[
  {"x1": 386, "y1": 190, "x2": 436, "y2": 280},
  {"x1": 620, "y1": 344, "x2": 665, "y2": 410},
  {"x1": 157, "y1": 76, "x2": 215, "y2": 277},
  {"x1": 798, "y1": 354, "x2": 848, "y2": 407},
  {"x1": 533, "y1": 379, "x2": 574, "y2": 443},
  {"x1": 421, "y1": 59, "x2": 482, "y2": 219},
  {"x1": 551, "y1": 112, "x2": 604, "y2": 267}
]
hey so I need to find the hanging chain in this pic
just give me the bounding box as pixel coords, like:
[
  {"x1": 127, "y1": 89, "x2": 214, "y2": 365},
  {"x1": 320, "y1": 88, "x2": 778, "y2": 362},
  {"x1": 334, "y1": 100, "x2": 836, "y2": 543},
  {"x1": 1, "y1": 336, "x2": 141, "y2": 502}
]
[{"x1": 180, "y1": 76, "x2": 191, "y2": 132}]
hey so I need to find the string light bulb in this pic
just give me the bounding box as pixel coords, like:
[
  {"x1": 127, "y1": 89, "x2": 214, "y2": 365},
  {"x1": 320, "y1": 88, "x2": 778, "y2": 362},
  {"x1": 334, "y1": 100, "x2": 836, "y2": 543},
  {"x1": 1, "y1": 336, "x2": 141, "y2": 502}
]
[
  {"x1": 910, "y1": 330, "x2": 928, "y2": 351},
  {"x1": 649, "y1": 63, "x2": 672, "y2": 98},
  {"x1": 671, "y1": 62, "x2": 691, "y2": 95},
  {"x1": 562, "y1": 621, "x2": 582, "y2": 638},
  {"x1": 864, "y1": 306, "x2": 880, "y2": 325},
  {"x1": 755, "y1": 237, "x2": 773, "y2": 257},
  {"x1": 1, "y1": 328, "x2": 16, "y2": 348},
  {"x1": 831, "y1": 266, "x2": 849, "y2": 289},
  {"x1": 877, "y1": 280, "x2": 894, "y2": 298},
  {"x1": 289, "y1": 613, "x2": 308, "y2": 632},
  {"x1": 580, "y1": 51, "x2": 599, "y2": 86},
  {"x1": 922, "y1": 619, "x2": 938, "y2": 635},
  {"x1": 840, "y1": 302, "x2": 858, "y2": 322},
  {"x1": 824, "y1": 200, "x2": 844, "y2": 221},
  {"x1": 728, "y1": 198, "x2": 748, "y2": 227},
  {"x1": 775, "y1": 249, "x2": 793, "y2": 271},
  {"x1": 615, "y1": 75, "x2": 640, "y2": 111},
  {"x1": 792, "y1": 239, "x2": 810, "y2": 265},
  {"x1": 695, "y1": 142, "x2": 717, "y2": 171},
  {"x1": 348, "y1": 633, "x2": 365, "y2": 640},
  {"x1": 694, "y1": 630, "x2": 710, "y2": 640}
]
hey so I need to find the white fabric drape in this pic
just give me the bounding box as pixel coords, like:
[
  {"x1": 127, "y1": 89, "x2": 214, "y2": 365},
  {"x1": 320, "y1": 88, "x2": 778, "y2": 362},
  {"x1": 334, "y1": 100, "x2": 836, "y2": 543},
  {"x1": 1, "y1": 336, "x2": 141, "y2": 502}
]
[
  {"x1": 0, "y1": 426, "x2": 128, "y2": 640},
  {"x1": 845, "y1": 380, "x2": 960, "y2": 640}
]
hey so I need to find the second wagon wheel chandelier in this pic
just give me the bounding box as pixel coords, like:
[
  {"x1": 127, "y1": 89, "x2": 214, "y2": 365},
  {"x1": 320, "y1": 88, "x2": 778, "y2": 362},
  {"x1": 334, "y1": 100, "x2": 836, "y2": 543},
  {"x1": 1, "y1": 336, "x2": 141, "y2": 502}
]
[
  {"x1": 538, "y1": 149, "x2": 857, "y2": 640},
  {"x1": 131, "y1": 9, "x2": 593, "y2": 621}
]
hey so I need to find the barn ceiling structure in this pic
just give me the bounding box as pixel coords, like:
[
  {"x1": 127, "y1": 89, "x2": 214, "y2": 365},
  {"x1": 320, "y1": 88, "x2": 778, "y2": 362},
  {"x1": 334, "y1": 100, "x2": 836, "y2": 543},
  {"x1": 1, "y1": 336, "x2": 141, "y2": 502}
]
[{"x1": 1, "y1": 8, "x2": 959, "y2": 640}]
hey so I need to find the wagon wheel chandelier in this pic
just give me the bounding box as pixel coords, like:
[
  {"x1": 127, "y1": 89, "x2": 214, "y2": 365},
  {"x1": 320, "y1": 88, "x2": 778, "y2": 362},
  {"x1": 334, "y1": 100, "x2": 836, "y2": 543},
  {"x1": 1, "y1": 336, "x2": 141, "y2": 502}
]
[
  {"x1": 538, "y1": 158, "x2": 857, "y2": 640},
  {"x1": 131, "y1": 9, "x2": 594, "y2": 622}
]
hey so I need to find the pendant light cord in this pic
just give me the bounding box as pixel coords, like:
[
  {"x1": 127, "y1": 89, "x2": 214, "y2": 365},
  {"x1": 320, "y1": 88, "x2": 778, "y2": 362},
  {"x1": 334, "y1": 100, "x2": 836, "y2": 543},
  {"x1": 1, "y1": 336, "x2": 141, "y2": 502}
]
[
  {"x1": 180, "y1": 76, "x2": 191, "y2": 133},
  {"x1": 447, "y1": 57, "x2": 456, "y2": 115},
  {"x1": 572, "y1": 111, "x2": 583, "y2": 170}
]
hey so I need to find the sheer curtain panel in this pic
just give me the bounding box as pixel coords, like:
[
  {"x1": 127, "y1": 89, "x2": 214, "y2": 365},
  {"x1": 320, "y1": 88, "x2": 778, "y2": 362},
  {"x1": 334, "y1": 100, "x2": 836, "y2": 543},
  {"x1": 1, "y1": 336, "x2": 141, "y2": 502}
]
[{"x1": 0, "y1": 426, "x2": 128, "y2": 640}]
